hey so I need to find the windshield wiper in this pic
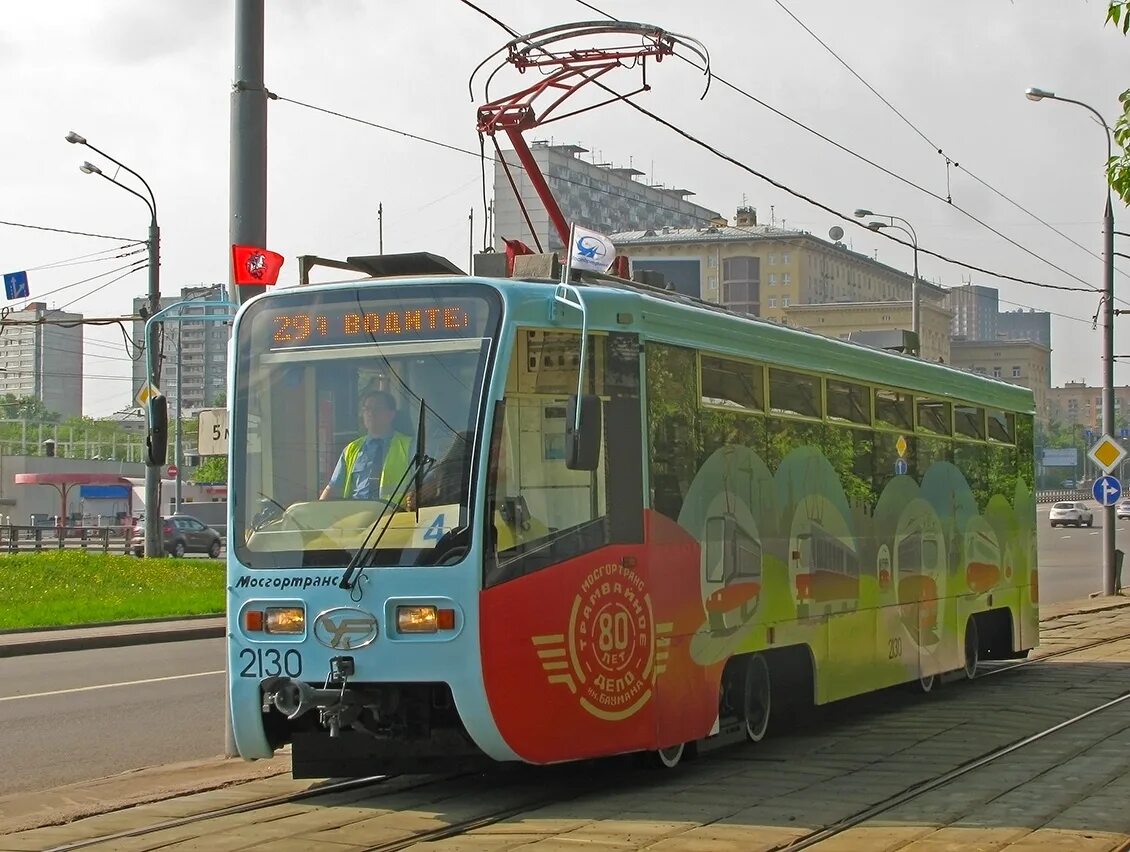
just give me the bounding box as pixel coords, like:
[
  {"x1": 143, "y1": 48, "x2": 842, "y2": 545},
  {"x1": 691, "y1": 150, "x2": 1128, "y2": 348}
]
[{"x1": 339, "y1": 398, "x2": 432, "y2": 591}]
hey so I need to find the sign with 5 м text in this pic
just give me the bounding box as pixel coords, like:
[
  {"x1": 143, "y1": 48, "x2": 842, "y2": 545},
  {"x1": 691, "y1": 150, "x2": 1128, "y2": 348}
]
[{"x1": 198, "y1": 408, "x2": 229, "y2": 456}]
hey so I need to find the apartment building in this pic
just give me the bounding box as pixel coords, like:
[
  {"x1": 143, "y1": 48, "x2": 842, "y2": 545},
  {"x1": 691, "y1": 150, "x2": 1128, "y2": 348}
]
[
  {"x1": 0, "y1": 302, "x2": 83, "y2": 417},
  {"x1": 949, "y1": 339, "x2": 1052, "y2": 421}
]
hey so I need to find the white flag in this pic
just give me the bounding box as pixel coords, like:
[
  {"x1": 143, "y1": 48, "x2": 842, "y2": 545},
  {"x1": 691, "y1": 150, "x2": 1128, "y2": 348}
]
[{"x1": 569, "y1": 225, "x2": 617, "y2": 273}]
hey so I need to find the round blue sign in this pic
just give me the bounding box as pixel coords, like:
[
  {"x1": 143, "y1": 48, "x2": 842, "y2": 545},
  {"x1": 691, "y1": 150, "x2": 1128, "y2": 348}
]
[
  {"x1": 894, "y1": 458, "x2": 908, "y2": 476},
  {"x1": 1093, "y1": 475, "x2": 1122, "y2": 506}
]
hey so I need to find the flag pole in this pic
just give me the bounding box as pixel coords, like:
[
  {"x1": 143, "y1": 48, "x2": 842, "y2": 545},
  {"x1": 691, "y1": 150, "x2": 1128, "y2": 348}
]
[{"x1": 561, "y1": 222, "x2": 575, "y2": 285}]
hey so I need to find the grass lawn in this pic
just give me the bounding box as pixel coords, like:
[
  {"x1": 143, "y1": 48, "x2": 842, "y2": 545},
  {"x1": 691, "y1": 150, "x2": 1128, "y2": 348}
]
[{"x1": 0, "y1": 552, "x2": 225, "y2": 630}]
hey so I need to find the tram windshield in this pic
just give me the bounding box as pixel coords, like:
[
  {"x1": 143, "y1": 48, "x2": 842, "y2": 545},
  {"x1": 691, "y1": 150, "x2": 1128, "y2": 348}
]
[{"x1": 231, "y1": 284, "x2": 500, "y2": 569}]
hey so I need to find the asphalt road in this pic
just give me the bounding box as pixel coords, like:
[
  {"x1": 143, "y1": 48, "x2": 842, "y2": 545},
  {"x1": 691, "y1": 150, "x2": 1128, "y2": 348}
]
[
  {"x1": 0, "y1": 638, "x2": 226, "y2": 796},
  {"x1": 1036, "y1": 502, "x2": 1127, "y2": 603}
]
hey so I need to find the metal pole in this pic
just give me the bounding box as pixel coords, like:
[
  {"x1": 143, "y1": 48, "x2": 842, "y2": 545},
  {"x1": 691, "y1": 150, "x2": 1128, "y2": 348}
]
[
  {"x1": 174, "y1": 326, "x2": 182, "y2": 511},
  {"x1": 1103, "y1": 194, "x2": 1117, "y2": 595},
  {"x1": 144, "y1": 220, "x2": 163, "y2": 558},
  {"x1": 911, "y1": 238, "x2": 920, "y2": 339},
  {"x1": 378, "y1": 202, "x2": 383, "y2": 254},
  {"x1": 468, "y1": 207, "x2": 474, "y2": 272},
  {"x1": 230, "y1": 0, "x2": 267, "y2": 305}
]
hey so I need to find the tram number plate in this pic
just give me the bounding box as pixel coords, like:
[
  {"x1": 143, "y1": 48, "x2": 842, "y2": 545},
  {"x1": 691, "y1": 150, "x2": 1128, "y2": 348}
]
[{"x1": 239, "y1": 648, "x2": 303, "y2": 678}]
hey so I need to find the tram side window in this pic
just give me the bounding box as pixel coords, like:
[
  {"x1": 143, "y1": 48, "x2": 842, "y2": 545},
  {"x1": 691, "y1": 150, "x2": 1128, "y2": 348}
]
[
  {"x1": 827, "y1": 379, "x2": 870, "y2": 425},
  {"x1": 647, "y1": 343, "x2": 700, "y2": 521},
  {"x1": 1016, "y1": 414, "x2": 1035, "y2": 491},
  {"x1": 875, "y1": 390, "x2": 913, "y2": 430},
  {"x1": 701, "y1": 356, "x2": 764, "y2": 411},
  {"x1": 769, "y1": 369, "x2": 821, "y2": 418},
  {"x1": 483, "y1": 334, "x2": 610, "y2": 586}
]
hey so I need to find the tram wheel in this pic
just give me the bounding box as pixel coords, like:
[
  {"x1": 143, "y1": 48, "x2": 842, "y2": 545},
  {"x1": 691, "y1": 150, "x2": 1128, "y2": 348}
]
[
  {"x1": 963, "y1": 618, "x2": 980, "y2": 680},
  {"x1": 743, "y1": 654, "x2": 772, "y2": 742},
  {"x1": 641, "y1": 742, "x2": 685, "y2": 769}
]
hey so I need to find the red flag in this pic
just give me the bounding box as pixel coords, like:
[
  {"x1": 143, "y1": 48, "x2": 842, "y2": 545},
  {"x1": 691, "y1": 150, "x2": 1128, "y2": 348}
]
[
  {"x1": 232, "y1": 245, "x2": 284, "y2": 286},
  {"x1": 502, "y1": 238, "x2": 534, "y2": 277}
]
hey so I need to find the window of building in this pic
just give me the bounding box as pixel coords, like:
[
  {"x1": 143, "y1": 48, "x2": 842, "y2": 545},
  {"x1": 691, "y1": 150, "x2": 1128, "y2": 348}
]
[
  {"x1": 992, "y1": 367, "x2": 1001, "y2": 378},
  {"x1": 1012, "y1": 366, "x2": 1021, "y2": 377},
  {"x1": 768, "y1": 254, "x2": 777, "y2": 265},
  {"x1": 768, "y1": 297, "x2": 777, "y2": 308},
  {"x1": 768, "y1": 274, "x2": 777, "y2": 286},
  {"x1": 782, "y1": 253, "x2": 790, "y2": 264},
  {"x1": 782, "y1": 297, "x2": 790, "y2": 307},
  {"x1": 782, "y1": 272, "x2": 791, "y2": 285},
  {"x1": 722, "y1": 256, "x2": 760, "y2": 316}
]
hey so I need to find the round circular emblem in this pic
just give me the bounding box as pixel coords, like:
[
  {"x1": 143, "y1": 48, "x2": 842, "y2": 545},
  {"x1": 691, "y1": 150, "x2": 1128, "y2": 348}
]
[{"x1": 567, "y1": 562, "x2": 655, "y2": 721}]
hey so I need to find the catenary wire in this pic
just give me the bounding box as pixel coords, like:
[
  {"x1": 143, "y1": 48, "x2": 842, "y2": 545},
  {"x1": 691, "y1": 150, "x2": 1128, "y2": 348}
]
[
  {"x1": 461, "y1": 0, "x2": 1093, "y2": 294},
  {"x1": 23, "y1": 244, "x2": 144, "y2": 273},
  {"x1": 0, "y1": 219, "x2": 142, "y2": 243},
  {"x1": 765, "y1": 0, "x2": 1130, "y2": 282},
  {"x1": 570, "y1": 0, "x2": 1123, "y2": 295}
]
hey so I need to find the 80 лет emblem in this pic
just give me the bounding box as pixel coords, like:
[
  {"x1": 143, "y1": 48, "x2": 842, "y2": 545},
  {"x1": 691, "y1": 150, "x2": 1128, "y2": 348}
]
[{"x1": 532, "y1": 561, "x2": 672, "y2": 722}]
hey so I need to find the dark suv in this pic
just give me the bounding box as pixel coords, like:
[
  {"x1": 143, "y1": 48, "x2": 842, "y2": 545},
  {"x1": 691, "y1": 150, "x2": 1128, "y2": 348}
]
[{"x1": 133, "y1": 515, "x2": 223, "y2": 558}]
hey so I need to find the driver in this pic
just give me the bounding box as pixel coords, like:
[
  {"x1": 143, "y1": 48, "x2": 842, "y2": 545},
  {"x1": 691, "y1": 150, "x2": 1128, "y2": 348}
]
[{"x1": 319, "y1": 389, "x2": 413, "y2": 501}]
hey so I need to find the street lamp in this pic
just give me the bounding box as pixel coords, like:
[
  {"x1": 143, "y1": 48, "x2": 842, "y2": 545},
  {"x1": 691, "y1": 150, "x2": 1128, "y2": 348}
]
[
  {"x1": 854, "y1": 208, "x2": 920, "y2": 337},
  {"x1": 1026, "y1": 87, "x2": 1117, "y2": 596},
  {"x1": 68, "y1": 131, "x2": 165, "y2": 559}
]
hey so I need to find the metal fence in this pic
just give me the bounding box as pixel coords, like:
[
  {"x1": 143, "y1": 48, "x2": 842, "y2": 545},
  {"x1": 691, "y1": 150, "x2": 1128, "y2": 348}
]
[
  {"x1": 0, "y1": 525, "x2": 133, "y2": 554},
  {"x1": 0, "y1": 419, "x2": 147, "y2": 461},
  {"x1": 1036, "y1": 489, "x2": 1087, "y2": 504}
]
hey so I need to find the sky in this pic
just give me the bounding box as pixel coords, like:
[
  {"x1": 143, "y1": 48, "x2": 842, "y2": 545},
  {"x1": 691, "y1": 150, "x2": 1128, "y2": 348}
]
[{"x1": 0, "y1": 0, "x2": 1126, "y2": 417}]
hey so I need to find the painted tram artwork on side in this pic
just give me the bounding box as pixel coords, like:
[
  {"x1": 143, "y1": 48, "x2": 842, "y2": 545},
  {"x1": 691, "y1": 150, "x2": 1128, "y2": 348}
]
[{"x1": 225, "y1": 254, "x2": 1038, "y2": 776}]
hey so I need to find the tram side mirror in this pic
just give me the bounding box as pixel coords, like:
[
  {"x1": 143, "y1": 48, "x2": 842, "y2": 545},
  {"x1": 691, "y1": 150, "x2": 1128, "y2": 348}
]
[
  {"x1": 565, "y1": 394, "x2": 602, "y2": 471},
  {"x1": 146, "y1": 394, "x2": 169, "y2": 466}
]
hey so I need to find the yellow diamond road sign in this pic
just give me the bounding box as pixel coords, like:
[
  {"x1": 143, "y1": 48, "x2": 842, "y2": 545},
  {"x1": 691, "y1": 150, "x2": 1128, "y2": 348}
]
[
  {"x1": 135, "y1": 382, "x2": 159, "y2": 406},
  {"x1": 895, "y1": 435, "x2": 908, "y2": 457},
  {"x1": 1087, "y1": 434, "x2": 1127, "y2": 473}
]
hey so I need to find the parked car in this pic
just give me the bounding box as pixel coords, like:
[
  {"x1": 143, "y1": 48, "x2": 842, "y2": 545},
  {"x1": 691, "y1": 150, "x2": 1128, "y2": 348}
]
[
  {"x1": 1117, "y1": 500, "x2": 1130, "y2": 520},
  {"x1": 1049, "y1": 501, "x2": 1094, "y2": 528},
  {"x1": 133, "y1": 514, "x2": 223, "y2": 558},
  {"x1": 1060, "y1": 479, "x2": 1076, "y2": 489}
]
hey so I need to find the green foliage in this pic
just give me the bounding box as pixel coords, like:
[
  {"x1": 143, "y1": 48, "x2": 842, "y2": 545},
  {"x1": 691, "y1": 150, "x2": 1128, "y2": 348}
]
[
  {"x1": 194, "y1": 455, "x2": 228, "y2": 483},
  {"x1": 0, "y1": 551, "x2": 224, "y2": 629},
  {"x1": 1109, "y1": 3, "x2": 1130, "y2": 204},
  {"x1": 0, "y1": 394, "x2": 61, "y2": 423}
]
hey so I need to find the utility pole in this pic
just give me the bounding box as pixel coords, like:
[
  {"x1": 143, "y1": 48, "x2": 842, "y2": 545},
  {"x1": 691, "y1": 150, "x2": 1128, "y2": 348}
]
[
  {"x1": 1102, "y1": 193, "x2": 1116, "y2": 595},
  {"x1": 230, "y1": 0, "x2": 267, "y2": 305},
  {"x1": 378, "y1": 202, "x2": 384, "y2": 254},
  {"x1": 174, "y1": 325, "x2": 183, "y2": 511},
  {"x1": 468, "y1": 207, "x2": 474, "y2": 272}
]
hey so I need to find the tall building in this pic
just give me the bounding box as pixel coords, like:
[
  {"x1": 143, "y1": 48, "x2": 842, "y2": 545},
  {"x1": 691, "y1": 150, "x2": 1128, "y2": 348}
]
[
  {"x1": 998, "y1": 308, "x2": 1051, "y2": 348},
  {"x1": 1046, "y1": 382, "x2": 1130, "y2": 430},
  {"x1": 0, "y1": 302, "x2": 83, "y2": 417},
  {"x1": 492, "y1": 142, "x2": 721, "y2": 253},
  {"x1": 949, "y1": 340, "x2": 1051, "y2": 421},
  {"x1": 613, "y1": 208, "x2": 947, "y2": 326},
  {"x1": 944, "y1": 284, "x2": 999, "y2": 340},
  {"x1": 131, "y1": 285, "x2": 229, "y2": 413}
]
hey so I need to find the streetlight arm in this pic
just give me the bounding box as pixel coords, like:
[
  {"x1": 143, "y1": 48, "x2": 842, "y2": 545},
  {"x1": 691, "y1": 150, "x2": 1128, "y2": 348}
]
[
  {"x1": 869, "y1": 211, "x2": 918, "y2": 246},
  {"x1": 1039, "y1": 94, "x2": 1113, "y2": 164},
  {"x1": 90, "y1": 170, "x2": 156, "y2": 221},
  {"x1": 84, "y1": 141, "x2": 158, "y2": 221}
]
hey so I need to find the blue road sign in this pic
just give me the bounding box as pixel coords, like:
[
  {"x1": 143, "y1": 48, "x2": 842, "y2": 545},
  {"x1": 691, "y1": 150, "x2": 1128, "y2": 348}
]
[
  {"x1": 1121, "y1": 428, "x2": 1129, "y2": 440},
  {"x1": 1085, "y1": 430, "x2": 1095, "y2": 442},
  {"x1": 894, "y1": 458, "x2": 908, "y2": 475},
  {"x1": 1093, "y1": 474, "x2": 1122, "y2": 507}
]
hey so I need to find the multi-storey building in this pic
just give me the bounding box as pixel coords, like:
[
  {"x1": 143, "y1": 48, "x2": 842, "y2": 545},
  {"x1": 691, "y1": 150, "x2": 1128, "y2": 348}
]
[
  {"x1": 1045, "y1": 382, "x2": 1130, "y2": 430},
  {"x1": 131, "y1": 285, "x2": 229, "y2": 413},
  {"x1": 613, "y1": 207, "x2": 947, "y2": 326},
  {"x1": 492, "y1": 142, "x2": 721, "y2": 253},
  {"x1": 944, "y1": 284, "x2": 998, "y2": 341},
  {"x1": 784, "y1": 300, "x2": 953, "y2": 364},
  {"x1": 0, "y1": 302, "x2": 83, "y2": 417},
  {"x1": 948, "y1": 340, "x2": 1052, "y2": 421},
  {"x1": 997, "y1": 308, "x2": 1052, "y2": 348}
]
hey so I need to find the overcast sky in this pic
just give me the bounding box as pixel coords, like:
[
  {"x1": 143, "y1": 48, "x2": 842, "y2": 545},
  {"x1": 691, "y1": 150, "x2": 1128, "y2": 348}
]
[{"x1": 0, "y1": 1, "x2": 1126, "y2": 417}]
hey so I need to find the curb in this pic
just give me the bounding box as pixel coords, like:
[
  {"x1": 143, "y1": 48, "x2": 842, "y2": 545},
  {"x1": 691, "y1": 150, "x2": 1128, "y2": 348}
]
[
  {"x1": 0, "y1": 613, "x2": 223, "y2": 637},
  {"x1": 0, "y1": 620, "x2": 226, "y2": 659}
]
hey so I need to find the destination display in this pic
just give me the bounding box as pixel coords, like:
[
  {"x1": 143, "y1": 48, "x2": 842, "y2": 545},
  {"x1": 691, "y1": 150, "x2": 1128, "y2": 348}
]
[{"x1": 256, "y1": 292, "x2": 497, "y2": 349}]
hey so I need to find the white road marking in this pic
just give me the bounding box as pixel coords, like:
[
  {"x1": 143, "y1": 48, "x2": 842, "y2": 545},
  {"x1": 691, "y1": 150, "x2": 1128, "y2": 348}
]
[
  {"x1": 0, "y1": 670, "x2": 224, "y2": 703},
  {"x1": 1061, "y1": 535, "x2": 1072, "y2": 540}
]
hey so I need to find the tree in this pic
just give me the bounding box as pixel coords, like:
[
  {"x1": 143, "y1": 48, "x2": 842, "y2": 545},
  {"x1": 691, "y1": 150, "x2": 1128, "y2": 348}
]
[
  {"x1": 1109, "y1": 3, "x2": 1130, "y2": 204},
  {"x1": 194, "y1": 456, "x2": 228, "y2": 484}
]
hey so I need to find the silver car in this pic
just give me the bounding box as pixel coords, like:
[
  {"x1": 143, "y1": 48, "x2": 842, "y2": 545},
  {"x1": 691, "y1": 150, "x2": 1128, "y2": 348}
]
[
  {"x1": 1117, "y1": 500, "x2": 1130, "y2": 520},
  {"x1": 1049, "y1": 501, "x2": 1094, "y2": 528}
]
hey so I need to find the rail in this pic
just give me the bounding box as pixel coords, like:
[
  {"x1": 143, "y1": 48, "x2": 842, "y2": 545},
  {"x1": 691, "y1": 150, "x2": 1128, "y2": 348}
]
[
  {"x1": 0, "y1": 525, "x2": 132, "y2": 555},
  {"x1": 1036, "y1": 488, "x2": 1088, "y2": 503}
]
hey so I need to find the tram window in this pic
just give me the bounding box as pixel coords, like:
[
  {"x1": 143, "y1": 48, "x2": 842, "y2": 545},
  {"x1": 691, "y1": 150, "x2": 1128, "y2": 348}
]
[
  {"x1": 875, "y1": 389, "x2": 913, "y2": 430},
  {"x1": 826, "y1": 379, "x2": 870, "y2": 425},
  {"x1": 647, "y1": 344, "x2": 700, "y2": 521},
  {"x1": 701, "y1": 355, "x2": 764, "y2": 411},
  {"x1": 916, "y1": 398, "x2": 952, "y2": 435},
  {"x1": 955, "y1": 405, "x2": 986, "y2": 440},
  {"x1": 987, "y1": 409, "x2": 1015, "y2": 443},
  {"x1": 769, "y1": 369, "x2": 821, "y2": 418}
]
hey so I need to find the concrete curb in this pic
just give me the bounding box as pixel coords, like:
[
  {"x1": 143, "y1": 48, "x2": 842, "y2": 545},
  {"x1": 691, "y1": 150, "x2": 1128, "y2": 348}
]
[{"x1": 0, "y1": 618, "x2": 226, "y2": 659}]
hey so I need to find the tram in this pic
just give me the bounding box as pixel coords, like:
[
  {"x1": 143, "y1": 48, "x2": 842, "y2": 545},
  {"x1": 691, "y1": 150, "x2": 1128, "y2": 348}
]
[{"x1": 221, "y1": 253, "x2": 1039, "y2": 776}]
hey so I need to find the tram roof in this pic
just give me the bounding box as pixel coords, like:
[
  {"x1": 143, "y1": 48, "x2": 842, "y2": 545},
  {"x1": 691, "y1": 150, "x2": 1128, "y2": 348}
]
[{"x1": 265, "y1": 273, "x2": 1035, "y2": 415}]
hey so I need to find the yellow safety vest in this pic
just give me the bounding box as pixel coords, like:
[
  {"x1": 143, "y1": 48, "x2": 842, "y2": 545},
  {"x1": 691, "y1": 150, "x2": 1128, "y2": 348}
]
[{"x1": 341, "y1": 432, "x2": 412, "y2": 499}]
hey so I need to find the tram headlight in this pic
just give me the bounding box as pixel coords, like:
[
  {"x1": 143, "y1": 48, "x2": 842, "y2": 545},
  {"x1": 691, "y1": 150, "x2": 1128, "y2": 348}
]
[
  {"x1": 265, "y1": 607, "x2": 305, "y2": 634},
  {"x1": 396, "y1": 605, "x2": 456, "y2": 633}
]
